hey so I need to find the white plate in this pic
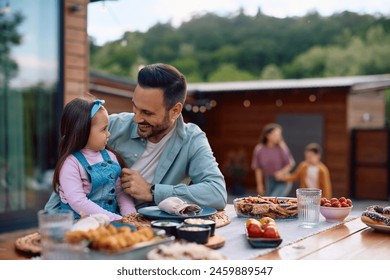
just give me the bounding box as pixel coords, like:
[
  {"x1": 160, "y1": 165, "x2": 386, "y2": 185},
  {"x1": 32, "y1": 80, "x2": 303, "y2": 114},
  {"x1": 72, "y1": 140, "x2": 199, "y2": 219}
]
[{"x1": 362, "y1": 220, "x2": 390, "y2": 233}]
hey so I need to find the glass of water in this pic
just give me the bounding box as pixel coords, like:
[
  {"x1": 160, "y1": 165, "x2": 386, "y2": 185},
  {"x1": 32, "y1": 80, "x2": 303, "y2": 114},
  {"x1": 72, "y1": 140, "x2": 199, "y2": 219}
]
[
  {"x1": 296, "y1": 188, "x2": 322, "y2": 228},
  {"x1": 38, "y1": 209, "x2": 75, "y2": 259}
]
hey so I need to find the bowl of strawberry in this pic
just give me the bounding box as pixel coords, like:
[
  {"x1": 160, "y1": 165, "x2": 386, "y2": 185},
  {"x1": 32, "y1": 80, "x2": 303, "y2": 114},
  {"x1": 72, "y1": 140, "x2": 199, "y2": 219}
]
[
  {"x1": 245, "y1": 217, "x2": 282, "y2": 248},
  {"x1": 320, "y1": 197, "x2": 353, "y2": 222}
]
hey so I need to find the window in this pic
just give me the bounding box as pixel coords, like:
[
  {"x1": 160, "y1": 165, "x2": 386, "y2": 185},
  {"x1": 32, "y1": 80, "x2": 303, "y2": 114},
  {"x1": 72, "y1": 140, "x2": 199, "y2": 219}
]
[{"x1": 0, "y1": 0, "x2": 61, "y2": 232}]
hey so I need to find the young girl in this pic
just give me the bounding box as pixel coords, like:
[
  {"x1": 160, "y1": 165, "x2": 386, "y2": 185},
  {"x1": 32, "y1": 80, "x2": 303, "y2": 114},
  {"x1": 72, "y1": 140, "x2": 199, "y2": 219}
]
[{"x1": 52, "y1": 97, "x2": 136, "y2": 221}]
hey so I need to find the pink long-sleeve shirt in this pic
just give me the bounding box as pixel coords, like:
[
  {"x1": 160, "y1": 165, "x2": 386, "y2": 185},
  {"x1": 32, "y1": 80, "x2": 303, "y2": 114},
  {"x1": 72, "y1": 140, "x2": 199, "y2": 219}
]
[{"x1": 58, "y1": 148, "x2": 136, "y2": 221}]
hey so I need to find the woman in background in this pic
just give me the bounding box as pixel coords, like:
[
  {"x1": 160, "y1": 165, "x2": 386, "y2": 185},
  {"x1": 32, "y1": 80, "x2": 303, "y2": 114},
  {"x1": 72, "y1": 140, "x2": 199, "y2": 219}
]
[{"x1": 251, "y1": 123, "x2": 295, "y2": 197}]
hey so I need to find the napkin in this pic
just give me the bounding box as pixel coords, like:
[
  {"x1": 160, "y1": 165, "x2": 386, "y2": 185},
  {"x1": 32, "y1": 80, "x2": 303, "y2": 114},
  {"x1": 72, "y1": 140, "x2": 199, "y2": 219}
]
[
  {"x1": 158, "y1": 197, "x2": 202, "y2": 216},
  {"x1": 71, "y1": 214, "x2": 110, "y2": 232}
]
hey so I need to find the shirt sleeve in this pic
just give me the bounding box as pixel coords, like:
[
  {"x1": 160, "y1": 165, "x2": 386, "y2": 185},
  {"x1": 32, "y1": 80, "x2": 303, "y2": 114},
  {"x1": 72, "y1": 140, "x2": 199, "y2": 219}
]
[
  {"x1": 59, "y1": 155, "x2": 122, "y2": 221},
  {"x1": 153, "y1": 131, "x2": 227, "y2": 210},
  {"x1": 284, "y1": 162, "x2": 305, "y2": 182},
  {"x1": 251, "y1": 145, "x2": 263, "y2": 170},
  {"x1": 281, "y1": 145, "x2": 295, "y2": 167}
]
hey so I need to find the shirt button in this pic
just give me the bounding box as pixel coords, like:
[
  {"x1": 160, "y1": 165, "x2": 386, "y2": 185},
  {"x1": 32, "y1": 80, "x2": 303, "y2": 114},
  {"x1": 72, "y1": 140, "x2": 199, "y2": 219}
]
[
  {"x1": 110, "y1": 188, "x2": 115, "y2": 194},
  {"x1": 87, "y1": 166, "x2": 92, "y2": 170},
  {"x1": 108, "y1": 200, "x2": 113, "y2": 205},
  {"x1": 101, "y1": 163, "x2": 107, "y2": 167}
]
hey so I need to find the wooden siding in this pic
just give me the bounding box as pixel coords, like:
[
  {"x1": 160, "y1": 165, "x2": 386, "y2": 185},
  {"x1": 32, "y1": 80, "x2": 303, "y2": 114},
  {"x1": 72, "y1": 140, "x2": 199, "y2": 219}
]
[
  {"x1": 89, "y1": 74, "x2": 136, "y2": 114},
  {"x1": 352, "y1": 129, "x2": 389, "y2": 200},
  {"x1": 347, "y1": 90, "x2": 386, "y2": 129},
  {"x1": 194, "y1": 88, "x2": 350, "y2": 197}
]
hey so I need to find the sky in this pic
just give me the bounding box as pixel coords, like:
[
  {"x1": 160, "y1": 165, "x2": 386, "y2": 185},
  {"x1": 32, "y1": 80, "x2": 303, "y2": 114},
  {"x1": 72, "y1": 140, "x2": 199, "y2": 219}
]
[{"x1": 88, "y1": 0, "x2": 390, "y2": 46}]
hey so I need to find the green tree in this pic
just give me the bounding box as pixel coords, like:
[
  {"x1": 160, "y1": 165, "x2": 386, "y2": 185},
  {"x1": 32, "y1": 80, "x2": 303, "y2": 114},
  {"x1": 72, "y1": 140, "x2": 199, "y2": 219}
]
[
  {"x1": 0, "y1": 12, "x2": 23, "y2": 85},
  {"x1": 260, "y1": 64, "x2": 284, "y2": 80},
  {"x1": 208, "y1": 63, "x2": 255, "y2": 82}
]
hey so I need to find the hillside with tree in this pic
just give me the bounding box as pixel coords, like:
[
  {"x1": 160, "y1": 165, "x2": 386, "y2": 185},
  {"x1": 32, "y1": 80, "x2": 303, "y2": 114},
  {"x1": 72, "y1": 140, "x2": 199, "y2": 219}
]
[{"x1": 89, "y1": 10, "x2": 390, "y2": 82}]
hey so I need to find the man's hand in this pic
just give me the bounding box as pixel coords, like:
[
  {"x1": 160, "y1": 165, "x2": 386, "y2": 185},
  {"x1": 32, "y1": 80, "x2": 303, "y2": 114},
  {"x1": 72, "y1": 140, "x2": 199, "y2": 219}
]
[{"x1": 121, "y1": 168, "x2": 153, "y2": 201}]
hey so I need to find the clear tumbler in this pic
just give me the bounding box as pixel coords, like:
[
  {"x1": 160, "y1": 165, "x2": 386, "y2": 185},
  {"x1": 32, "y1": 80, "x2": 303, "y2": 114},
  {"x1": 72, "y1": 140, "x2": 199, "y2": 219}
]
[{"x1": 296, "y1": 188, "x2": 322, "y2": 228}]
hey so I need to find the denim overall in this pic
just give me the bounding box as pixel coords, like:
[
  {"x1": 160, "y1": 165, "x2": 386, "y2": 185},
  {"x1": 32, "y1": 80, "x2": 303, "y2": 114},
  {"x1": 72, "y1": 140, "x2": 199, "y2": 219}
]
[{"x1": 61, "y1": 149, "x2": 121, "y2": 219}]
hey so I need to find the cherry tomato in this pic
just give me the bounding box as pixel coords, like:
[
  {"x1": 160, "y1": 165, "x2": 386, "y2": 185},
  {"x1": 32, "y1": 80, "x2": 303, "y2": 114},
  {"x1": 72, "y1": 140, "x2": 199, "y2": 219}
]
[
  {"x1": 330, "y1": 198, "x2": 339, "y2": 203},
  {"x1": 339, "y1": 197, "x2": 347, "y2": 203},
  {"x1": 324, "y1": 203, "x2": 332, "y2": 207},
  {"x1": 320, "y1": 198, "x2": 327, "y2": 206},
  {"x1": 346, "y1": 199, "x2": 353, "y2": 206},
  {"x1": 341, "y1": 202, "x2": 350, "y2": 207},
  {"x1": 331, "y1": 201, "x2": 341, "y2": 207}
]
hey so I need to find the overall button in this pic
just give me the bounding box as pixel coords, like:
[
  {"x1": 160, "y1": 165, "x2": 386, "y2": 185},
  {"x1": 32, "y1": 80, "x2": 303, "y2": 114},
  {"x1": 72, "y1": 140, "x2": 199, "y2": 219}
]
[
  {"x1": 101, "y1": 162, "x2": 107, "y2": 167},
  {"x1": 87, "y1": 166, "x2": 92, "y2": 170},
  {"x1": 108, "y1": 200, "x2": 113, "y2": 205},
  {"x1": 110, "y1": 188, "x2": 115, "y2": 194},
  {"x1": 107, "y1": 160, "x2": 112, "y2": 164},
  {"x1": 109, "y1": 173, "x2": 115, "y2": 179}
]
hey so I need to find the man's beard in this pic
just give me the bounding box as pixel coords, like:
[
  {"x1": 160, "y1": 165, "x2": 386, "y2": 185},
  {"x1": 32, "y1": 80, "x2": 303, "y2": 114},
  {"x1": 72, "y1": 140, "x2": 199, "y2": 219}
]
[{"x1": 137, "y1": 113, "x2": 172, "y2": 140}]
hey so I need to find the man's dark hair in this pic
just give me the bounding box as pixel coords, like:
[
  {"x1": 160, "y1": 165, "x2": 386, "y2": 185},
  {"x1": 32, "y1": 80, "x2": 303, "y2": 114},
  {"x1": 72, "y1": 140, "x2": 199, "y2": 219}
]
[
  {"x1": 137, "y1": 63, "x2": 187, "y2": 110},
  {"x1": 305, "y1": 143, "x2": 322, "y2": 155}
]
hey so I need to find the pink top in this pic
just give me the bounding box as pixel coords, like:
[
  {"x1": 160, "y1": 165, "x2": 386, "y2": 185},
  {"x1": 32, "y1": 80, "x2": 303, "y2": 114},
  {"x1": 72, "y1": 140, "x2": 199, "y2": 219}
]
[
  {"x1": 251, "y1": 144, "x2": 295, "y2": 176},
  {"x1": 58, "y1": 148, "x2": 136, "y2": 221}
]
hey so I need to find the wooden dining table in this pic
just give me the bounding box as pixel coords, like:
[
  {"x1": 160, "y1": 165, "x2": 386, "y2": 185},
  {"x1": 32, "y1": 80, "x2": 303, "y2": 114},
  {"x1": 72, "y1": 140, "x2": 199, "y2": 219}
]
[{"x1": 1, "y1": 205, "x2": 389, "y2": 260}]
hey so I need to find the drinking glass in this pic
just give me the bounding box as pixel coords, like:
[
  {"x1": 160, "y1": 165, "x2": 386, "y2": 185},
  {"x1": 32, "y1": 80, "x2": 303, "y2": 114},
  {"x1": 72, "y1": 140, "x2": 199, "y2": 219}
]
[
  {"x1": 38, "y1": 209, "x2": 81, "y2": 259},
  {"x1": 296, "y1": 188, "x2": 322, "y2": 228}
]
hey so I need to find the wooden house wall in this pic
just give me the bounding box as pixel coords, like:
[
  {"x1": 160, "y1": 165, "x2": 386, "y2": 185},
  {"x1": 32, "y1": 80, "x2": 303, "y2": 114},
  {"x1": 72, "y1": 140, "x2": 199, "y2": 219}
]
[
  {"x1": 347, "y1": 90, "x2": 386, "y2": 129},
  {"x1": 89, "y1": 74, "x2": 135, "y2": 114},
  {"x1": 192, "y1": 88, "x2": 350, "y2": 197}
]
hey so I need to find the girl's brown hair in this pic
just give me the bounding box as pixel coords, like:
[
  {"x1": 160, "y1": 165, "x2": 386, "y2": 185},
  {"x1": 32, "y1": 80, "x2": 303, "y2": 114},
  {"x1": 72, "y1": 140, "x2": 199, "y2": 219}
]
[{"x1": 52, "y1": 97, "x2": 97, "y2": 192}]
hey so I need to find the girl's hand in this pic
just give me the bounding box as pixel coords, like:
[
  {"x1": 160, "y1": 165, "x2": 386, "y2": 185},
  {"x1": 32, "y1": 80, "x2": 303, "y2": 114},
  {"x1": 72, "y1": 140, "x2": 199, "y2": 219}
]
[{"x1": 256, "y1": 184, "x2": 265, "y2": 195}]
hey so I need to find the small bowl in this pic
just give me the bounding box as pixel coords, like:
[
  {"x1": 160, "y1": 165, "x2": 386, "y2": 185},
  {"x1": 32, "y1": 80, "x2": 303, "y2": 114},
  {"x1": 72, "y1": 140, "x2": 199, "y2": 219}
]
[
  {"x1": 184, "y1": 218, "x2": 216, "y2": 236},
  {"x1": 151, "y1": 220, "x2": 182, "y2": 237},
  {"x1": 320, "y1": 206, "x2": 353, "y2": 222},
  {"x1": 176, "y1": 225, "x2": 211, "y2": 244}
]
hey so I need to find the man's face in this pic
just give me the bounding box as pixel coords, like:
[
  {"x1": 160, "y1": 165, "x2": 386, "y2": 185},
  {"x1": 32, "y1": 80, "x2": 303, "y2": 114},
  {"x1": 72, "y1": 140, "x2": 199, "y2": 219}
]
[{"x1": 132, "y1": 85, "x2": 175, "y2": 143}]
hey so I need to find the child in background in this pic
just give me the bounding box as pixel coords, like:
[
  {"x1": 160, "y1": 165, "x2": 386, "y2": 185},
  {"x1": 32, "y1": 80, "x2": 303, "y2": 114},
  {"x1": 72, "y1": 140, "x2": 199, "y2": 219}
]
[
  {"x1": 52, "y1": 97, "x2": 136, "y2": 221},
  {"x1": 281, "y1": 143, "x2": 332, "y2": 198}
]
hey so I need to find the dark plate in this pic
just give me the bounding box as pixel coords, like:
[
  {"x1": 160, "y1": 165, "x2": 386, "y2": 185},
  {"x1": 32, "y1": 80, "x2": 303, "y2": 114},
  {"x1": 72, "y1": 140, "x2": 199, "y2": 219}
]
[
  {"x1": 246, "y1": 236, "x2": 283, "y2": 248},
  {"x1": 137, "y1": 206, "x2": 217, "y2": 220},
  {"x1": 111, "y1": 222, "x2": 137, "y2": 231}
]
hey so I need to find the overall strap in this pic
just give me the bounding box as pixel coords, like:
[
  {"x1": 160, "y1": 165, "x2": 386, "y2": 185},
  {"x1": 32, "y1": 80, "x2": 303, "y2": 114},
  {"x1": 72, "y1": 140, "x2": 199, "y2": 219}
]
[
  {"x1": 72, "y1": 151, "x2": 92, "y2": 182},
  {"x1": 100, "y1": 149, "x2": 113, "y2": 163}
]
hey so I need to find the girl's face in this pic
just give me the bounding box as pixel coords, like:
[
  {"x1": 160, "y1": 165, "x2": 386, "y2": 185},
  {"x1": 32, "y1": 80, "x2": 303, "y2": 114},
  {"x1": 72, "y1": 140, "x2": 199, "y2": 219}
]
[
  {"x1": 267, "y1": 128, "x2": 282, "y2": 145},
  {"x1": 85, "y1": 108, "x2": 110, "y2": 151}
]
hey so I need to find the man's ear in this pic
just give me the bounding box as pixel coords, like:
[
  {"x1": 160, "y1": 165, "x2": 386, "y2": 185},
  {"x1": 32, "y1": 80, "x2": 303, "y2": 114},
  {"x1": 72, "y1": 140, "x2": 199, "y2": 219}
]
[{"x1": 170, "y1": 102, "x2": 183, "y2": 120}]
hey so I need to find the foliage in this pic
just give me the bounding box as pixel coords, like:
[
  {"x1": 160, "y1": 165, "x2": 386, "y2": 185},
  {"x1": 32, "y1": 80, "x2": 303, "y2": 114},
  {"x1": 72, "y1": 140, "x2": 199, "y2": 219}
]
[
  {"x1": 89, "y1": 11, "x2": 390, "y2": 82},
  {"x1": 0, "y1": 12, "x2": 24, "y2": 84}
]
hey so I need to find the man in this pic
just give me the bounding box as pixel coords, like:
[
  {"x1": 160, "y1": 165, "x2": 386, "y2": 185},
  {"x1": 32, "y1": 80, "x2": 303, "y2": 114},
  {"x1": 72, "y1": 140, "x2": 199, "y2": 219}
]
[{"x1": 108, "y1": 63, "x2": 227, "y2": 210}]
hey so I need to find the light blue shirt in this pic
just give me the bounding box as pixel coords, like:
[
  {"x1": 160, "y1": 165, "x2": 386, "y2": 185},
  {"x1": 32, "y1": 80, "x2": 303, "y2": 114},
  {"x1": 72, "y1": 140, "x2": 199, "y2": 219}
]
[{"x1": 108, "y1": 113, "x2": 227, "y2": 210}]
